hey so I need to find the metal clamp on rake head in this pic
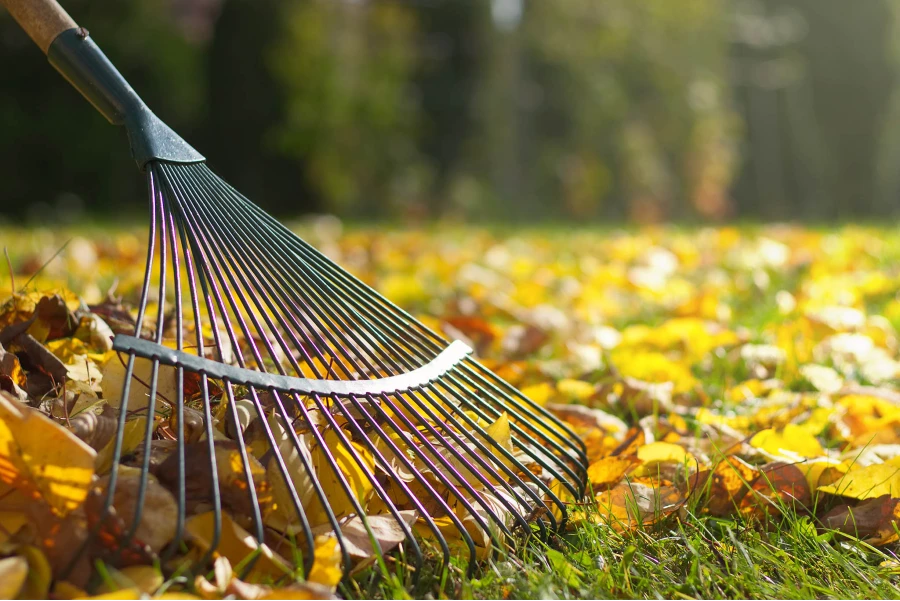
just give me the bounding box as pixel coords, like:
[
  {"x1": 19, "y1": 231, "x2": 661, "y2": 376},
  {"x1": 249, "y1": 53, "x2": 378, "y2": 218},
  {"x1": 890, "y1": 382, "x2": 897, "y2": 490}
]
[{"x1": 113, "y1": 335, "x2": 474, "y2": 397}]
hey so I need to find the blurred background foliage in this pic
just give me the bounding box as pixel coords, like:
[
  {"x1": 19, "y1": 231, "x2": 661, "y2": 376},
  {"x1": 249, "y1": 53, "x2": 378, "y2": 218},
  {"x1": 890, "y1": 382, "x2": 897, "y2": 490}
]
[{"x1": 0, "y1": 0, "x2": 898, "y2": 222}]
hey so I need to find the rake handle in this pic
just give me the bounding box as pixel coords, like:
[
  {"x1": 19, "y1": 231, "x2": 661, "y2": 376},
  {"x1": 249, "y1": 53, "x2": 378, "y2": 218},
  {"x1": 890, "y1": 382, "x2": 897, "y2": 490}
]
[{"x1": 1, "y1": 0, "x2": 77, "y2": 54}]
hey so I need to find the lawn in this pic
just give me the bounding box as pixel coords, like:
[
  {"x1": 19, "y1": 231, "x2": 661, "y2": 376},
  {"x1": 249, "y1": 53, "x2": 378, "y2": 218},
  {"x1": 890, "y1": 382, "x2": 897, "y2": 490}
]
[{"x1": 2, "y1": 222, "x2": 900, "y2": 599}]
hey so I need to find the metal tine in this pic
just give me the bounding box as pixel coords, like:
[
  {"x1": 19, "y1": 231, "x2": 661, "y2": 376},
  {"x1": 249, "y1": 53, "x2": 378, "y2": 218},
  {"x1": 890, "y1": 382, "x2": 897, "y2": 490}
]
[
  {"x1": 337, "y1": 390, "x2": 477, "y2": 573},
  {"x1": 170, "y1": 166, "x2": 462, "y2": 577},
  {"x1": 169, "y1": 172, "x2": 443, "y2": 570},
  {"x1": 181, "y1": 168, "x2": 542, "y2": 541},
  {"x1": 213, "y1": 193, "x2": 585, "y2": 493},
  {"x1": 165, "y1": 166, "x2": 326, "y2": 574},
  {"x1": 184, "y1": 168, "x2": 401, "y2": 382},
  {"x1": 193, "y1": 167, "x2": 580, "y2": 480},
  {"x1": 159, "y1": 184, "x2": 186, "y2": 562},
  {"x1": 168, "y1": 166, "x2": 378, "y2": 574},
  {"x1": 419, "y1": 368, "x2": 583, "y2": 506},
  {"x1": 215, "y1": 189, "x2": 584, "y2": 462},
  {"x1": 227, "y1": 190, "x2": 576, "y2": 436},
  {"x1": 82, "y1": 168, "x2": 163, "y2": 572},
  {"x1": 394, "y1": 379, "x2": 556, "y2": 536},
  {"x1": 180, "y1": 168, "x2": 566, "y2": 540},
  {"x1": 370, "y1": 389, "x2": 513, "y2": 547},
  {"x1": 161, "y1": 165, "x2": 227, "y2": 570},
  {"x1": 162, "y1": 167, "x2": 280, "y2": 573},
  {"x1": 374, "y1": 384, "x2": 535, "y2": 535},
  {"x1": 178, "y1": 167, "x2": 376, "y2": 382},
  {"x1": 174, "y1": 166, "x2": 519, "y2": 570}
]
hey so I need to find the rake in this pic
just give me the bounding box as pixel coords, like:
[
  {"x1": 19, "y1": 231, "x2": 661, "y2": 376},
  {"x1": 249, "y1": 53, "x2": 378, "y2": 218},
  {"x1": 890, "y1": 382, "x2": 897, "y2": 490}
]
[{"x1": 1, "y1": 0, "x2": 588, "y2": 584}]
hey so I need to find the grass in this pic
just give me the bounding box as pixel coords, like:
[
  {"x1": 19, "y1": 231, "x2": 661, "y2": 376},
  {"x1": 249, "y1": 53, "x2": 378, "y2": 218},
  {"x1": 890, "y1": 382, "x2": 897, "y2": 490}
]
[
  {"x1": 357, "y1": 513, "x2": 900, "y2": 599},
  {"x1": 6, "y1": 222, "x2": 900, "y2": 599}
]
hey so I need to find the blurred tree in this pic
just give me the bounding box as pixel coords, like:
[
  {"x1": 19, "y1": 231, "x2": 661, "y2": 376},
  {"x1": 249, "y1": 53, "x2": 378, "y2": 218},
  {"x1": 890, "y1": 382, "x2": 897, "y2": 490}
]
[
  {"x1": 473, "y1": 0, "x2": 738, "y2": 222},
  {"x1": 204, "y1": 0, "x2": 315, "y2": 215},
  {"x1": 730, "y1": 0, "x2": 895, "y2": 220},
  {"x1": 410, "y1": 0, "x2": 494, "y2": 217},
  {"x1": 0, "y1": 0, "x2": 204, "y2": 221},
  {"x1": 269, "y1": 0, "x2": 425, "y2": 217}
]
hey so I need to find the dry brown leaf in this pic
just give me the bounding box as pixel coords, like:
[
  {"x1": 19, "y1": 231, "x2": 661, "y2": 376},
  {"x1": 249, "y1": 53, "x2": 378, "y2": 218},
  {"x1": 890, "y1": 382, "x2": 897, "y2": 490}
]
[
  {"x1": 157, "y1": 441, "x2": 271, "y2": 525},
  {"x1": 740, "y1": 462, "x2": 812, "y2": 519},
  {"x1": 16, "y1": 333, "x2": 68, "y2": 387},
  {"x1": 312, "y1": 510, "x2": 417, "y2": 559},
  {"x1": 821, "y1": 494, "x2": 900, "y2": 545},
  {"x1": 595, "y1": 480, "x2": 684, "y2": 530},
  {"x1": 69, "y1": 404, "x2": 117, "y2": 451},
  {"x1": 689, "y1": 456, "x2": 759, "y2": 517},
  {"x1": 95, "y1": 466, "x2": 178, "y2": 553}
]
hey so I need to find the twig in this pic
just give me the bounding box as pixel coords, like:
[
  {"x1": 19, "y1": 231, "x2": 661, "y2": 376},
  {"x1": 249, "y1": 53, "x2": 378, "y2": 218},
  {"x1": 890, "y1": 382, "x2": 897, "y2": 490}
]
[
  {"x1": 4, "y1": 247, "x2": 14, "y2": 297},
  {"x1": 21, "y1": 238, "x2": 71, "y2": 291}
]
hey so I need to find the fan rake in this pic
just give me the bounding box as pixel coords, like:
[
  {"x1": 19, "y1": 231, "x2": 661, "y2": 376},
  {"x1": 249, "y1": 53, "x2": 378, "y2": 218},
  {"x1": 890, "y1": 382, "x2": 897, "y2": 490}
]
[{"x1": 1, "y1": 0, "x2": 588, "y2": 585}]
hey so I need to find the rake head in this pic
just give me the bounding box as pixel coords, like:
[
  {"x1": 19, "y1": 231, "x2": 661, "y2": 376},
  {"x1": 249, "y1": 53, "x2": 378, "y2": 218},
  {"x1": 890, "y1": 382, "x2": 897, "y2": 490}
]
[
  {"x1": 91, "y1": 161, "x2": 588, "y2": 581},
  {"x1": 0, "y1": 8, "x2": 589, "y2": 584}
]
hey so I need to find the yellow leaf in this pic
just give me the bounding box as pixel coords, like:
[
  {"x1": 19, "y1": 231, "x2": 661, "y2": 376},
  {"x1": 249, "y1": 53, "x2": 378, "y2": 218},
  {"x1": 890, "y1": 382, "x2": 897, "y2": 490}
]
[
  {"x1": 95, "y1": 417, "x2": 148, "y2": 474},
  {"x1": 98, "y1": 566, "x2": 163, "y2": 596},
  {"x1": 636, "y1": 441, "x2": 692, "y2": 465},
  {"x1": 484, "y1": 412, "x2": 512, "y2": 454},
  {"x1": 819, "y1": 463, "x2": 900, "y2": 500},
  {"x1": 305, "y1": 430, "x2": 374, "y2": 527},
  {"x1": 0, "y1": 393, "x2": 96, "y2": 515},
  {"x1": 586, "y1": 456, "x2": 639, "y2": 488},
  {"x1": 100, "y1": 356, "x2": 178, "y2": 411},
  {"x1": 17, "y1": 544, "x2": 52, "y2": 599},
  {"x1": 751, "y1": 424, "x2": 824, "y2": 459},
  {"x1": 520, "y1": 382, "x2": 553, "y2": 406},
  {"x1": 185, "y1": 511, "x2": 292, "y2": 581},
  {"x1": 0, "y1": 556, "x2": 27, "y2": 599},
  {"x1": 609, "y1": 350, "x2": 698, "y2": 393},
  {"x1": 52, "y1": 581, "x2": 88, "y2": 599},
  {"x1": 307, "y1": 536, "x2": 342, "y2": 591},
  {"x1": 0, "y1": 511, "x2": 27, "y2": 545},
  {"x1": 556, "y1": 379, "x2": 595, "y2": 402},
  {"x1": 799, "y1": 457, "x2": 846, "y2": 491}
]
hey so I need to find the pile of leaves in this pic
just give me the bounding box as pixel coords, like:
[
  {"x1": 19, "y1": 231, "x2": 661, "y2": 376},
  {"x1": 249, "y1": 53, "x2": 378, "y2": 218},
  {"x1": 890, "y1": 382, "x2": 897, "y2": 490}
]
[{"x1": 3, "y1": 223, "x2": 900, "y2": 598}]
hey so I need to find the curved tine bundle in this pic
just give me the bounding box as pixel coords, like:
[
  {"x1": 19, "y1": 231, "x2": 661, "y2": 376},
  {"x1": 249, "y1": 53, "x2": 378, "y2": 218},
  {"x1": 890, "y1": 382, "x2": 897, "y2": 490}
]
[{"x1": 99, "y1": 161, "x2": 588, "y2": 581}]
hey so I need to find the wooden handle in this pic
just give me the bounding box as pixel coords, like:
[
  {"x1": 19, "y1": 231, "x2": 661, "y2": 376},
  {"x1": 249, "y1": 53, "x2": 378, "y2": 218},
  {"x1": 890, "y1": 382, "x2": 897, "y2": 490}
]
[{"x1": 0, "y1": 0, "x2": 77, "y2": 54}]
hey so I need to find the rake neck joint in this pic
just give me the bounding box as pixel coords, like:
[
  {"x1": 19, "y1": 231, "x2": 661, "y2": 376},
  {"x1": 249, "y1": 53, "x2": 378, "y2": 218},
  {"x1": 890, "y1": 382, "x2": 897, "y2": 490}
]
[{"x1": 46, "y1": 28, "x2": 204, "y2": 170}]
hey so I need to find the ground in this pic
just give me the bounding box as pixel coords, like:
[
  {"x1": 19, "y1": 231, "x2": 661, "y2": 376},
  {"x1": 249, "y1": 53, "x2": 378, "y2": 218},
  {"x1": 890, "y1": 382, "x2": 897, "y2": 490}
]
[{"x1": 2, "y1": 222, "x2": 900, "y2": 599}]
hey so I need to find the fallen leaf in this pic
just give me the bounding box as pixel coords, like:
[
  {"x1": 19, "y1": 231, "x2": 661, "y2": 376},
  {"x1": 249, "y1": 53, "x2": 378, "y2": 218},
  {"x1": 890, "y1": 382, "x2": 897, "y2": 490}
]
[
  {"x1": 595, "y1": 480, "x2": 684, "y2": 530},
  {"x1": 820, "y1": 494, "x2": 900, "y2": 545},
  {"x1": 0, "y1": 556, "x2": 28, "y2": 599},
  {"x1": 740, "y1": 462, "x2": 812, "y2": 518},
  {"x1": 307, "y1": 535, "x2": 342, "y2": 590},
  {"x1": 818, "y1": 462, "x2": 900, "y2": 500},
  {"x1": 314, "y1": 510, "x2": 417, "y2": 559},
  {"x1": 185, "y1": 511, "x2": 292, "y2": 581},
  {"x1": 157, "y1": 441, "x2": 271, "y2": 524},
  {"x1": 70, "y1": 405, "x2": 117, "y2": 451},
  {"x1": 586, "y1": 456, "x2": 640, "y2": 489},
  {"x1": 95, "y1": 466, "x2": 178, "y2": 553},
  {"x1": 689, "y1": 456, "x2": 759, "y2": 517},
  {"x1": 94, "y1": 416, "x2": 149, "y2": 475},
  {"x1": 751, "y1": 424, "x2": 824, "y2": 460},
  {"x1": 0, "y1": 391, "x2": 96, "y2": 515},
  {"x1": 97, "y1": 565, "x2": 163, "y2": 595}
]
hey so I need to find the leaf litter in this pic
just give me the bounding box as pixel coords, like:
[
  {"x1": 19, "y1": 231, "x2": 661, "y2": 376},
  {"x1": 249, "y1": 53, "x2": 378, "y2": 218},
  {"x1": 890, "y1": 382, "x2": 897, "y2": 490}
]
[{"x1": 3, "y1": 225, "x2": 900, "y2": 596}]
